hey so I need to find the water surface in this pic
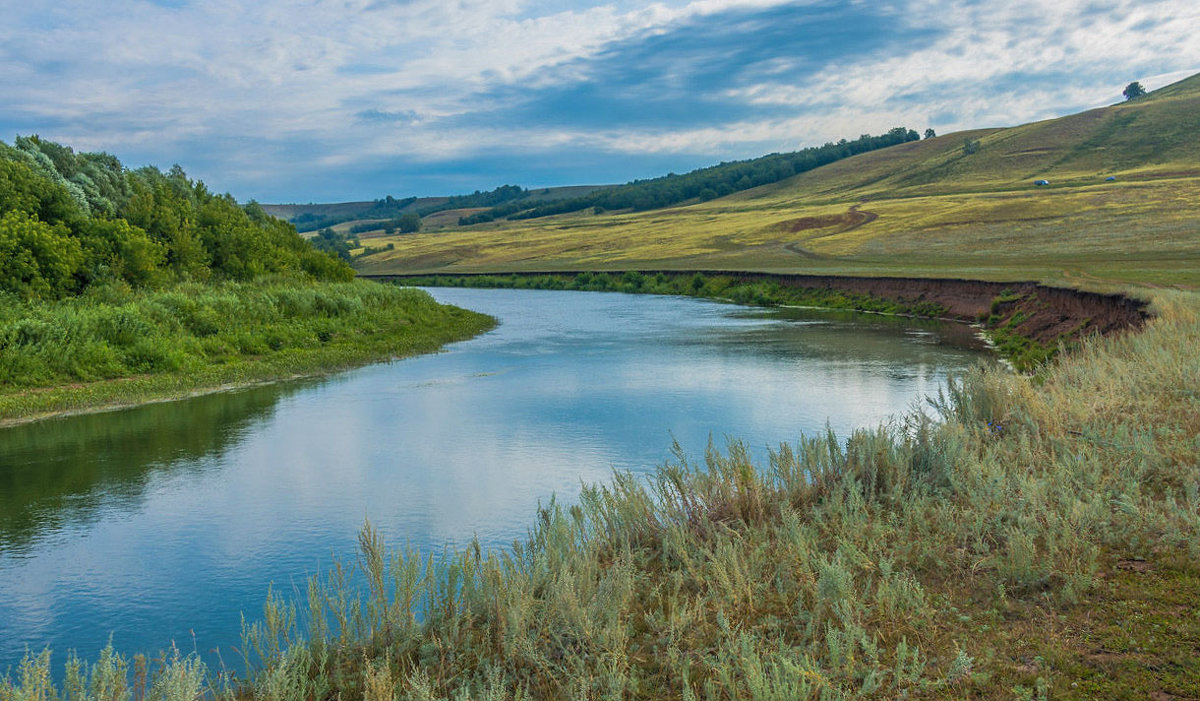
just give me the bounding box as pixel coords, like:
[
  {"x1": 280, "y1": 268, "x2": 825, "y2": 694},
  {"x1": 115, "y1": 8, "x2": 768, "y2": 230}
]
[{"x1": 0, "y1": 288, "x2": 988, "y2": 669}]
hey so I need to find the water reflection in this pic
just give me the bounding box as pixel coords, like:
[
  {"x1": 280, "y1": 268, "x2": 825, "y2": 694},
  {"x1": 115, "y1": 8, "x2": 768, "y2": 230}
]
[{"x1": 0, "y1": 382, "x2": 312, "y2": 557}]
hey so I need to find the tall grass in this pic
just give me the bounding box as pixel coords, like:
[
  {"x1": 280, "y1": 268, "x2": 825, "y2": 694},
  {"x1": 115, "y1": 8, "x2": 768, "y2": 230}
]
[
  {"x1": 0, "y1": 277, "x2": 495, "y2": 423},
  {"x1": 4, "y1": 292, "x2": 1197, "y2": 699}
]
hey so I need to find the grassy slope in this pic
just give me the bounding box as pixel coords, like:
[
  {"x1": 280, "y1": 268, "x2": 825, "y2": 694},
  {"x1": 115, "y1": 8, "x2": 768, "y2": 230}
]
[
  {"x1": 0, "y1": 279, "x2": 494, "y2": 425},
  {"x1": 356, "y1": 74, "x2": 1200, "y2": 291},
  {"x1": 265, "y1": 186, "x2": 613, "y2": 236}
]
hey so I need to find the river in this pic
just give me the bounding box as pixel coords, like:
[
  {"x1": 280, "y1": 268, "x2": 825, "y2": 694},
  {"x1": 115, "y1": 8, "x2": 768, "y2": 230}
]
[{"x1": 0, "y1": 287, "x2": 990, "y2": 671}]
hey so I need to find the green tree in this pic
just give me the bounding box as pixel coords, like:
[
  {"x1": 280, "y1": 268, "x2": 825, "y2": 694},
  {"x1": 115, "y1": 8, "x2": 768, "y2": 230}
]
[
  {"x1": 396, "y1": 212, "x2": 422, "y2": 233},
  {"x1": 924, "y1": 128, "x2": 936, "y2": 139},
  {"x1": 0, "y1": 211, "x2": 85, "y2": 298},
  {"x1": 77, "y1": 218, "x2": 166, "y2": 288},
  {"x1": 1123, "y1": 81, "x2": 1146, "y2": 100},
  {"x1": 311, "y1": 228, "x2": 353, "y2": 262}
]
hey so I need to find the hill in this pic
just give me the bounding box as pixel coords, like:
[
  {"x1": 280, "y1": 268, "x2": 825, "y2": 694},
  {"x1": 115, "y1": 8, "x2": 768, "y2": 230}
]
[
  {"x1": 263, "y1": 185, "x2": 612, "y2": 234},
  {"x1": 356, "y1": 73, "x2": 1200, "y2": 290}
]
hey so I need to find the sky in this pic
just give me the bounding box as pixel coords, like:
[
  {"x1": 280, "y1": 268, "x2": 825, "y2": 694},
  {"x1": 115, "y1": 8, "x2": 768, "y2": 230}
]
[{"x1": 2, "y1": 0, "x2": 1198, "y2": 203}]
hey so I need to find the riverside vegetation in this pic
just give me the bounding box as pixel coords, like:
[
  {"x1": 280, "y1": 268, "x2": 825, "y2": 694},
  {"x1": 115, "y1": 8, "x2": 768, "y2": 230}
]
[
  {"x1": 393, "y1": 272, "x2": 1051, "y2": 368},
  {"x1": 0, "y1": 137, "x2": 493, "y2": 423},
  {"x1": 3, "y1": 291, "x2": 1196, "y2": 699}
]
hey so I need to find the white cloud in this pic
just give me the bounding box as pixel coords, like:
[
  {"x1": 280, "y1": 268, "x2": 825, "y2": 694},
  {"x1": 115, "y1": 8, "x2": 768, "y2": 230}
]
[{"x1": 1, "y1": 0, "x2": 1197, "y2": 199}]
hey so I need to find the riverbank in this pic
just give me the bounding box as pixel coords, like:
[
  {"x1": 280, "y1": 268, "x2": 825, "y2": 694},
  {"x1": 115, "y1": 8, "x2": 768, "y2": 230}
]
[
  {"x1": 368, "y1": 270, "x2": 1149, "y2": 371},
  {"x1": 0, "y1": 278, "x2": 495, "y2": 426}
]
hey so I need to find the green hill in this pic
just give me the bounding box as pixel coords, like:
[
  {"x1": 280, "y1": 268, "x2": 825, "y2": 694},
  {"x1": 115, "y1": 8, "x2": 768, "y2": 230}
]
[
  {"x1": 789, "y1": 72, "x2": 1200, "y2": 199},
  {"x1": 263, "y1": 185, "x2": 613, "y2": 234},
  {"x1": 356, "y1": 73, "x2": 1200, "y2": 290}
]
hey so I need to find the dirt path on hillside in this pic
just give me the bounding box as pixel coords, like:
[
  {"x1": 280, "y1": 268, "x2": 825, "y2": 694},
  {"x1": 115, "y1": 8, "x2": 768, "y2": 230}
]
[{"x1": 782, "y1": 205, "x2": 878, "y2": 258}]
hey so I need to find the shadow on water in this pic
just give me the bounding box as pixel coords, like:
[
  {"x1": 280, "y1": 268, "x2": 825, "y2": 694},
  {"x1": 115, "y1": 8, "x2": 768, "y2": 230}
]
[{"x1": 0, "y1": 380, "x2": 317, "y2": 556}]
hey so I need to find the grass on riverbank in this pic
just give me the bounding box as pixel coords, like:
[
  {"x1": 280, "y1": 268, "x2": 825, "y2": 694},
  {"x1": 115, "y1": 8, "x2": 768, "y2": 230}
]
[
  {"x1": 0, "y1": 278, "x2": 494, "y2": 424},
  {"x1": 5, "y1": 290, "x2": 1196, "y2": 699},
  {"x1": 400, "y1": 271, "x2": 951, "y2": 318},
  {"x1": 395, "y1": 272, "x2": 1076, "y2": 371}
]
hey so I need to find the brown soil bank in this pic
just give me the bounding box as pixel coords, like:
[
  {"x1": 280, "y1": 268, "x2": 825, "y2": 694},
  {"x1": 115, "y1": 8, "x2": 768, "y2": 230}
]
[
  {"x1": 703, "y1": 272, "x2": 1149, "y2": 346},
  {"x1": 368, "y1": 271, "x2": 1148, "y2": 346}
]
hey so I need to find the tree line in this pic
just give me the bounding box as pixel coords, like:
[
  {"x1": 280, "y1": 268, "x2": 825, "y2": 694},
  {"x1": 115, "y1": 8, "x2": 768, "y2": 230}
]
[
  {"x1": 291, "y1": 195, "x2": 420, "y2": 232},
  {"x1": 0, "y1": 135, "x2": 352, "y2": 299},
  {"x1": 289, "y1": 185, "x2": 530, "y2": 233}
]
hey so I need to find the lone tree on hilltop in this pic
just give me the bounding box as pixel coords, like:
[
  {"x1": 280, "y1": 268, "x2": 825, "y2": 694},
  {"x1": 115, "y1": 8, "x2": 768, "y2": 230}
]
[
  {"x1": 924, "y1": 128, "x2": 936, "y2": 139},
  {"x1": 1123, "y1": 81, "x2": 1147, "y2": 101}
]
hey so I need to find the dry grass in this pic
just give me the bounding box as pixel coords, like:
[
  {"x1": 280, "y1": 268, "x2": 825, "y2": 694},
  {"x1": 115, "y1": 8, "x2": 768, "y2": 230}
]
[{"x1": 355, "y1": 170, "x2": 1200, "y2": 289}]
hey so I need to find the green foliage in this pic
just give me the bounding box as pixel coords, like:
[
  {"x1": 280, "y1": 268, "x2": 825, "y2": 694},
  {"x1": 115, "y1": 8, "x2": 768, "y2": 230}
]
[
  {"x1": 0, "y1": 136, "x2": 354, "y2": 299},
  {"x1": 395, "y1": 212, "x2": 422, "y2": 233},
  {"x1": 77, "y1": 217, "x2": 167, "y2": 288},
  {"x1": 0, "y1": 149, "x2": 84, "y2": 225},
  {"x1": 290, "y1": 195, "x2": 419, "y2": 232},
  {"x1": 0, "y1": 279, "x2": 495, "y2": 420},
  {"x1": 1123, "y1": 81, "x2": 1147, "y2": 100},
  {"x1": 311, "y1": 228, "x2": 354, "y2": 261},
  {"x1": 0, "y1": 211, "x2": 84, "y2": 298},
  {"x1": 416, "y1": 183, "x2": 528, "y2": 216}
]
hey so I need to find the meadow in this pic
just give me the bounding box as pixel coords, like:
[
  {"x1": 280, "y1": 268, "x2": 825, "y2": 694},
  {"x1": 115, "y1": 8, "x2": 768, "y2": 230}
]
[{"x1": 354, "y1": 171, "x2": 1200, "y2": 290}]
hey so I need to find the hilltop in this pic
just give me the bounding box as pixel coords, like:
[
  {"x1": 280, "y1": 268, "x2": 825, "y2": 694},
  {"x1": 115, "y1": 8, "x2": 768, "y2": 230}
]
[{"x1": 354, "y1": 73, "x2": 1200, "y2": 290}]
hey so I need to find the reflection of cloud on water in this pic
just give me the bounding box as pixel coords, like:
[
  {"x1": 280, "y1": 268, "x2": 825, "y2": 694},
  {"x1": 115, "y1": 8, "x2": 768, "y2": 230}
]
[{"x1": 0, "y1": 382, "x2": 313, "y2": 557}]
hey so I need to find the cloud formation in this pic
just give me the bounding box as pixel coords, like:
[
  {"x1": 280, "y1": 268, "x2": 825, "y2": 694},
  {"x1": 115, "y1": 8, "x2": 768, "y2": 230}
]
[{"x1": 1, "y1": 0, "x2": 1197, "y2": 201}]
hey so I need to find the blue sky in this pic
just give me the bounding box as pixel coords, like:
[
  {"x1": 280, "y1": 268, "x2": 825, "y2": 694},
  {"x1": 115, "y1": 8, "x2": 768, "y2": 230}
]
[{"x1": 1, "y1": 0, "x2": 1197, "y2": 202}]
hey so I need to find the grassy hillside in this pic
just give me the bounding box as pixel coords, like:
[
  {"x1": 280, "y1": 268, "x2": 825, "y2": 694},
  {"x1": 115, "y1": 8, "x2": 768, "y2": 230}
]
[
  {"x1": 356, "y1": 74, "x2": 1200, "y2": 290},
  {"x1": 264, "y1": 185, "x2": 612, "y2": 235}
]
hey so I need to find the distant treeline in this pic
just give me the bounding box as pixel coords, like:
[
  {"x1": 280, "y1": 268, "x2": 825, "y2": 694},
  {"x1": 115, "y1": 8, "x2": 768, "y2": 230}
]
[
  {"x1": 291, "y1": 195, "x2": 419, "y2": 232},
  {"x1": 0, "y1": 135, "x2": 351, "y2": 299},
  {"x1": 416, "y1": 184, "x2": 528, "y2": 216},
  {"x1": 459, "y1": 127, "x2": 921, "y2": 225},
  {"x1": 346, "y1": 212, "x2": 423, "y2": 236},
  {"x1": 290, "y1": 185, "x2": 533, "y2": 232}
]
